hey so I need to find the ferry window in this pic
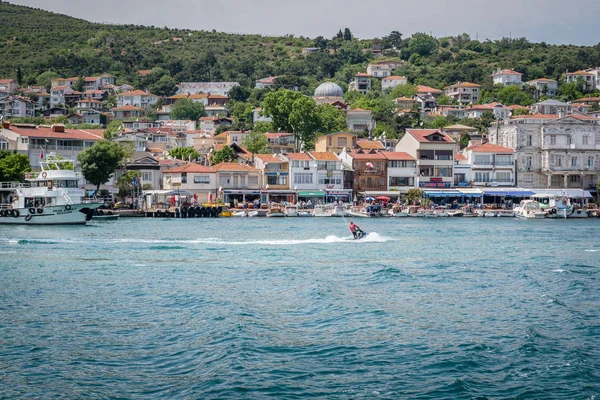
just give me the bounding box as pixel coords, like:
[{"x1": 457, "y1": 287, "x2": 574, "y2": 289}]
[{"x1": 67, "y1": 180, "x2": 78, "y2": 188}]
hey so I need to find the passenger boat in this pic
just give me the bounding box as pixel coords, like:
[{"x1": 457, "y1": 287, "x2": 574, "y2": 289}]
[
  {"x1": 267, "y1": 204, "x2": 286, "y2": 217},
  {"x1": 514, "y1": 200, "x2": 545, "y2": 219},
  {"x1": 570, "y1": 208, "x2": 591, "y2": 218},
  {"x1": 0, "y1": 158, "x2": 99, "y2": 225},
  {"x1": 534, "y1": 194, "x2": 572, "y2": 219}
]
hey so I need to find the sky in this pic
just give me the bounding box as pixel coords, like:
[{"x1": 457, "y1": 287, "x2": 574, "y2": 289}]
[{"x1": 9, "y1": 0, "x2": 600, "y2": 46}]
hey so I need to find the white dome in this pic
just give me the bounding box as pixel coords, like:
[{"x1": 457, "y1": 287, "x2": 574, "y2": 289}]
[{"x1": 314, "y1": 82, "x2": 343, "y2": 98}]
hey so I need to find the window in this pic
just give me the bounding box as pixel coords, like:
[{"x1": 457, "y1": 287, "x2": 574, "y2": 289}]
[
  {"x1": 219, "y1": 176, "x2": 230, "y2": 185},
  {"x1": 142, "y1": 172, "x2": 152, "y2": 182},
  {"x1": 435, "y1": 166, "x2": 452, "y2": 177},
  {"x1": 568, "y1": 136, "x2": 573, "y2": 146},
  {"x1": 337, "y1": 137, "x2": 347, "y2": 147},
  {"x1": 475, "y1": 172, "x2": 490, "y2": 182},
  {"x1": 248, "y1": 176, "x2": 258, "y2": 186},
  {"x1": 570, "y1": 175, "x2": 581, "y2": 183},
  {"x1": 496, "y1": 172, "x2": 511, "y2": 182},
  {"x1": 549, "y1": 135, "x2": 556, "y2": 145},
  {"x1": 521, "y1": 174, "x2": 533, "y2": 183},
  {"x1": 571, "y1": 156, "x2": 577, "y2": 167},
  {"x1": 527, "y1": 135, "x2": 532, "y2": 146},
  {"x1": 328, "y1": 137, "x2": 332, "y2": 146},
  {"x1": 0, "y1": 140, "x2": 8, "y2": 150},
  {"x1": 583, "y1": 135, "x2": 589, "y2": 145},
  {"x1": 181, "y1": 173, "x2": 187, "y2": 184},
  {"x1": 389, "y1": 177, "x2": 414, "y2": 186},
  {"x1": 20, "y1": 137, "x2": 29, "y2": 144},
  {"x1": 194, "y1": 175, "x2": 210, "y2": 184},
  {"x1": 556, "y1": 156, "x2": 562, "y2": 167},
  {"x1": 496, "y1": 155, "x2": 512, "y2": 165},
  {"x1": 318, "y1": 174, "x2": 341, "y2": 185},
  {"x1": 587, "y1": 156, "x2": 594, "y2": 167},
  {"x1": 526, "y1": 156, "x2": 533, "y2": 168},
  {"x1": 474, "y1": 155, "x2": 489, "y2": 165},
  {"x1": 294, "y1": 173, "x2": 313, "y2": 184}
]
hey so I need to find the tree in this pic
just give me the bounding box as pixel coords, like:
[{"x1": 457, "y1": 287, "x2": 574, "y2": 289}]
[
  {"x1": 289, "y1": 96, "x2": 319, "y2": 151},
  {"x1": 103, "y1": 119, "x2": 123, "y2": 140},
  {"x1": 382, "y1": 31, "x2": 403, "y2": 49},
  {"x1": 459, "y1": 132, "x2": 471, "y2": 149},
  {"x1": 406, "y1": 33, "x2": 438, "y2": 57},
  {"x1": 261, "y1": 89, "x2": 304, "y2": 133},
  {"x1": 169, "y1": 146, "x2": 200, "y2": 161},
  {"x1": 211, "y1": 145, "x2": 236, "y2": 164},
  {"x1": 77, "y1": 141, "x2": 128, "y2": 191},
  {"x1": 388, "y1": 84, "x2": 417, "y2": 99},
  {"x1": 74, "y1": 76, "x2": 84, "y2": 92},
  {"x1": 315, "y1": 103, "x2": 347, "y2": 135},
  {"x1": 36, "y1": 71, "x2": 59, "y2": 90},
  {"x1": 16, "y1": 66, "x2": 23, "y2": 85},
  {"x1": 406, "y1": 188, "x2": 423, "y2": 205},
  {"x1": 0, "y1": 152, "x2": 30, "y2": 181},
  {"x1": 343, "y1": 28, "x2": 353, "y2": 41},
  {"x1": 242, "y1": 131, "x2": 269, "y2": 155},
  {"x1": 116, "y1": 170, "x2": 141, "y2": 200},
  {"x1": 512, "y1": 107, "x2": 529, "y2": 116},
  {"x1": 228, "y1": 85, "x2": 251, "y2": 102},
  {"x1": 150, "y1": 75, "x2": 177, "y2": 96},
  {"x1": 170, "y1": 98, "x2": 207, "y2": 121},
  {"x1": 252, "y1": 121, "x2": 274, "y2": 133}
]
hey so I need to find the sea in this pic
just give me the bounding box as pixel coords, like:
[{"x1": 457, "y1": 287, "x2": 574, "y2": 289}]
[{"x1": 1, "y1": 217, "x2": 599, "y2": 399}]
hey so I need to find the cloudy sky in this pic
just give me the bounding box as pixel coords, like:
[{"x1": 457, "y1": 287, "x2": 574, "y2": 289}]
[{"x1": 9, "y1": 0, "x2": 600, "y2": 45}]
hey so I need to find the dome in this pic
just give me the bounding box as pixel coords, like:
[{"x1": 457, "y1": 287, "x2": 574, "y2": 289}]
[{"x1": 314, "y1": 82, "x2": 343, "y2": 98}]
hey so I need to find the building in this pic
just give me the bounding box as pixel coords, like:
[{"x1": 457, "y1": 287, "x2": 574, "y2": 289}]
[
  {"x1": 0, "y1": 96, "x2": 35, "y2": 118},
  {"x1": 51, "y1": 77, "x2": 79, "y2": 88},
  {"x1": 491, "y1": 69, "x2": 523, "y2": 87},
  {"x1": 76, "y1": 98, "x2": 103, "y2": 111},
  {"x1": 339, "y1": 148, "x2": 388, "y2": 192},
  {"x1": 490, "y1": 114, "x2": 600, "y2": 189},
  {"x1": 125, "y1": 152, "x2": 162, "y2": 190},
  {"x1": 111, "y1": 105, "x2": 147, "y2": 120},
  {"x1": 0, "y1": 123, "x2": 103, "y2": 168},
  {"x1": 415, "y1": 93, "x2": 437, "y2": 113},
  {"x1": 176, "y1": 82, "x2": 239, "y2": 96},
  {"x1": 381, "y1": 151, "x2": 417, "y2": 192},
  {"x1": 282, "y1": 152, "x2": 316, "y2": 191},
  {"x1": 348, "y1": 73, "x2": 372, "y2": 94},
  {"x1": 464, "y1": 143, "x2": 516, "y2": 186},
  {"x1": 0, "y1": 79, "x2": 19, "y2": 94},
  {"x1": 50, "y1": 86, "x2": 75, "y2": 107},
  {"x1": 526, "y1": 78, "x2": 558, "y2": 98},
  {"x1": 395, "y1": 129, "x2": 455, "y2": 188},
  {"x1": 302, "y1": 47, "x2": 320, "y2": 55},
  {"x1": 199, "y1": 116, "x2": 233, "y2": 133},
  {"x1": 82, "y1": 90, "x2": 108, "y2": 101},
  {"x1": 530, "y1": 99, "x2": 572, "y2": 116},
  {"x1": 255, "y1": 76, "x2": 277, "y2": 89},
  {"x1": 162, "y1": 163, "x2": 217, "y2": 202},
  {"x1": 252, "y1": 107, "x2": 272, "y2": 123},
  {"x1": 314, "y1": 131, "x2": 357, "y2": 154},
  {"x1": 313, "y1": 81, "x2": 345, "y2": 105},
  {"x1": 367, "y1": 63, "x2": 392, "y2": 78},
  {"x1": 382, "y1": 76, "x2": 408, "y2": 90},
  {"x1": 416, "y1": 85, "x2": 444, "y2": 99},
  {"x1": 205, "y1": 105, "x2": 228, "y2": 117},
  {"x1": 346, "y1": 108, "x2": 375, "y2": 133},
  {"x1": 395, "y1": 97, "x2": 417, "y2": 111},
  {"x1": 444, "y1": 82, "x2": 481, "y2": 105},
  {"x1": 254, "y1": 154, "x2": 289, "y2": 190},
  {"x1": 116, "y1": 90, "x2": 159, "y2": 109},
  {"x1": 564, "y1": 71, "x2": 596, "y2": 91},
  {"x1": 466, "y1": 103, "x2": 511, "y2": 120},
  {"x1": 453, "y1": 153, "x2": 470, "y2": 186},
  {"x1": 265, "y1": 132, "x2": 295, "y2": 154}
]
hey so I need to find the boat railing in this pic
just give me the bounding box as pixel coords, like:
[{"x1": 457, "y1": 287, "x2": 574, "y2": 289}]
[{"x1": 0, "y1": 181, "x2": 23, "y2": 189}]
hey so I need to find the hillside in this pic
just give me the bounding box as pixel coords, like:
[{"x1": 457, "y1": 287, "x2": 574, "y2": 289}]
[{"x1": 2, "y1": 0, "x2": 600, "y2": 95}]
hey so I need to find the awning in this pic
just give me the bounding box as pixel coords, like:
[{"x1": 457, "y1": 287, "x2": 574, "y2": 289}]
[
  {"x1": 298, "y1": 191, "x2": 325, "y2": 197},
  {"x1": 457, "y1": 188, "x2": 483, "y2": 197},
  {"x1": 363, "y1": 191, "x2": 406, "y2": 196},
  {"x1": 529, "y1": 189, "x2": 593, "y2": 198},
  {"x1": 423, "y1": 190, "x2": 461, "y2": 197},
  {"x1": 482, "y1": 189, "x2": 534, "y2": 197}
]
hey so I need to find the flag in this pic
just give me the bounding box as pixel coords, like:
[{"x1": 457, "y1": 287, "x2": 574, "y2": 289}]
[{"x1": 40, "y1": 150, "x2": 44, "y2": 160}]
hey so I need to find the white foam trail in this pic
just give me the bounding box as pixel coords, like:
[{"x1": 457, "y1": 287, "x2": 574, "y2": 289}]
[
  {"x1": 584, "y1": 249, "x2": 599, "y2": 252},
  {"x1": 553, "y1": 269, "x2": 565, "y2": 273}
]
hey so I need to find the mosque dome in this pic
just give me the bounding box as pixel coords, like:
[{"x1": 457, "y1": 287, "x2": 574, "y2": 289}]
[{"x1": 314, "y1": 82, "x2": 344, "y2": 98}]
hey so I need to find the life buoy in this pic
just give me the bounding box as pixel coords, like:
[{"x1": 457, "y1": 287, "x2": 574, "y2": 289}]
[
  {"x1": 41, "y1": 172, "x2": 47, "y2": 178},
  {"x1": 29, "y1": 207, "x2": 36, "y2": 214},
  {"x1": 12, "y1": 209, "x2": 20, "y2": 218},
  {"x1": 0, "y1": 210, "x2": 6, "y2": 217},
  {"x1": 37, "y1": 208, "x2": 43, "y2": 214},
  {"x1": 25, "y1": 214, "x2": 32, "y2": 221},
  {"x1": 65, "y1": 204, "x2": 72, "y2": 211}
]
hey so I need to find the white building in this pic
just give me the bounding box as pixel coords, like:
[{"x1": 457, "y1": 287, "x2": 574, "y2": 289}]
[
  {"x1": 116, "y1": 90, "x2": 160, "y2": 109},
  {"x1": 253, "y1": 107, "x2": 272, "y2": 123},
  {"x1": 283, "y1": 152, "x2": 317, "y2": 191},
  {"x1": 490, "y1": 114, "x2": 600, "y2": 189},
  {"x1": 382, "y1": 76, "x2": 408, "y2": 90},
  {"x1": 162, "y1": 163, "x2": 217, "y2": 203},
  {"x1": 0, "y1": 96, "x2": 35, "y2": 118},
  {"x1": 0, "y1": 79, "x2": 19, "y2": 94},
  {"x1": 255, "y1": 76, "x2": 277, "y2": 89},
  {"x1": 526, "y1": 78, "x2": 558, "y2": 98},
  {"x1": 444, "y1": 82, "x2": 481, "y2": 105},
  {"x1": 308, "y1": 151, "x2": 345, "y2": 191},
  {"x1": 367, "y1": 63, "x2": 392, "y2": 78},
  {"x1": 176, "y1": 82, "x2": 239, "y2": 96},
  {"x1": 395, "y1": 129, "x2": 455, "y2": 188},
  {"x1": 564, "y1": 71, "x2": 596, "y2": 91},
  {"x1": 530, "y1": 99, "x2": 572, "y2": 116},
  {"x1": 491, "y1": 69, "x2": 523, "y2": 87},
  {"x1": 381, "y1": 151, "x2": 417, "y2": 191},
  {"x1": 464, "y1": 142, "x2": 516, "y2": 186},
  {"x1": 346, "y1": 108, "x2": 375, "y2": 133},
  {"x1": 50, "y1": 86, "x2": 75, "y2": 106}
]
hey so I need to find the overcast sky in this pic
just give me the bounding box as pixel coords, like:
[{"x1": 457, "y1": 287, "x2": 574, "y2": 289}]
[{"x1": 9, "y1": 0, "x2": 600, "y2": 45}]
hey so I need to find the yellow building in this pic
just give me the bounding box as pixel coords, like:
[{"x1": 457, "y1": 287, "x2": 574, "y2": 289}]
[{"x1": 314, "y1": 132, "x2": 358, "y2": 154}]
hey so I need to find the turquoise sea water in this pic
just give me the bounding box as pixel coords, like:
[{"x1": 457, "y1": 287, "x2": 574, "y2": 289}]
[{"x1": 1, "y1": 217, "x2": 599, "y2": 399}]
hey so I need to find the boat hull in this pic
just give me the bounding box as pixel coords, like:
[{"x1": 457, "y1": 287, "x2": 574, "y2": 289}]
[{"x1": 0, "y1": 203, "x2": 98, "y2": 225}]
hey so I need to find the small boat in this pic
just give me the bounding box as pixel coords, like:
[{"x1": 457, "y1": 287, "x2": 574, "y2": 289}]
[
  {"x1": 423, "y1": 211, "x2": 439, "y2": 218},
  {"x1": 312, "y1": 204, "x2": 333, "y2": 217},
  {"x1": 484, "y1": 211, "x2": 498, "y2": 217},
  {"x1": 267, "y1": 204, "x2": 286, "y2": 217},
  {"x1": 569, "y1": 208, "x2": 590, "y2": 218},
  {"x1": 284, "y1": 205, "x2": 299, "y2": 217},
  {"x1": 298, "y1": 210, "x2": 313, "y2": 217},
  {"x1": 331, "y1": 204, "x2": 350, "y2": 217},
  {"x1": 233, "y1": 210, "x2": 259, "y2": 217},
  {"x1": 347, "y1": 204, "x2": 382, "y2": 218},
  {"x1": 389, "y1": 205, "x2": 409, "y2": 217},
  {"x1": 514, "y1": 200, "x2": 545, "y2": 219},
  {"x1": 92, "y1": 209, "x2": 119, "y2": 221}
]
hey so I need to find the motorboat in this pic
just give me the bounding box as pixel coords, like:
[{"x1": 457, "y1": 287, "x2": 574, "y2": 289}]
[
  {"x1": 570, "y1": 208, "x2": 590, "y2": 218},
  {"x1": 312, "y1": 204, "x2": 333, "y2": 217},
  {"x1": 233, "y1": 210, "x2": 259, "y2": 217},
  {"x1": 330, "y1": 204, "x2": 350, "y2": 217},
  {"x1": 534, "y1": 194, "x2": 572, "y2": 219},
  {"x1": 388, "y1": 205, "x2": 409, "y2": 217},
  {"x1": 0, "y1": 158, "x2": 99, "y2": 225},
  {"x1": 92, "y1": 209, "x2": 120, "y2": 221},
  {"x1": 514, "y1": 200, "x2": 545, "y2": 219},
  {"x1": 284, "y1": 205, "x2": 299, "y2": 217},
  {"x1": 347, "y1": 204, "x2": 383, "y2": 218},
  {"x1": 267, "y1": 204, "x2": 286, "y2": 217}
]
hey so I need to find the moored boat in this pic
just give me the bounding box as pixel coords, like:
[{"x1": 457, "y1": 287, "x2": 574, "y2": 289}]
[
  {"x1": 514, "y1": 200, "x2": 545, "y2": 219},
  {"x1": 267, "y1": 204, "x2": 286, "y2": 217}
]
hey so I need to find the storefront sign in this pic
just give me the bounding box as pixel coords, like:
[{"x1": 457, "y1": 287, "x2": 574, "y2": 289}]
[{"x1": 420, "y1": 182, "x2": 451, "y2": 188}]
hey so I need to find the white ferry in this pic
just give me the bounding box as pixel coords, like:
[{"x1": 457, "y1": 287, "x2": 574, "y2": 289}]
[{"x1": 0, "y1": 158, "x2": 99, "y2": 225}]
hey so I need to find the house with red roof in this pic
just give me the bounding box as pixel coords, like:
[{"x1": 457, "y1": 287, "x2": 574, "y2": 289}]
[
  {"x1": 162, "y1": 163, "x2": 217, "y2": 202},
  {"x1": 464, "y1": 143, "x2": 515, "y2": 186},
  {"x1": 491, "y1": 69, "x2": 523, "y2": 87},
  {"x1": 111, "y1": 105, "x2": 147, "y2": 120},
  {"x1": 444, "y1": 82, "x2": 481, "y2": 105},
  {"x1": 381, "y1": 151, "x2": 417, "y2": 191},
  {"x1": 381, "y1": 75, "x2": 408, "y2": 90},
  {"x1": 564, "y1": 70, "x2": 596, "y2": 91},
  {"x1": 116, "y1": 90, "x2": 160, "y2": 109},
  {"x1": 254, "y1": 154, "x2": 289, "y2": 190},
  {"x1": 348, "y1": 73, "x2": 372, "y2": 94},
  {"x1": 255, "y1": 76, "x2": 278, "y2": 89},
  {"x1": 314, "y1": 131, "x2": 357, "y2": 154},
  {"x1": 339, "y1": 148, "x2": 388, "y2": 192},
  {"x1": 212, "y1": 162, "x2": 263, "y2": 204},
  {"x1": 0, "y1": 78, "x2": 19, "y2": 94},
  {"x1": 264, "y1": 132, "x2": 295, "y2": 154},
  {"x1": 0, "y1": 96, "x2": 35, "y2": 118},
  {"x1": 525, "y1": 78, "x2": 558, "y2": 98},
  {"x1": 396, "y1": 129, "x2": 455, "y2": 188},
  {"x1": 367, "y1": 63, "x2": 392, "y2": 78}
]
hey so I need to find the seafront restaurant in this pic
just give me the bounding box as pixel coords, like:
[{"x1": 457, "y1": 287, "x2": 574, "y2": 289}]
[
  {"x1": 296, "y1": 189, "x2": 353, "y2": 204},
  {"x1": 422, "y1": 187, "x2": 537, "y2": 205}
]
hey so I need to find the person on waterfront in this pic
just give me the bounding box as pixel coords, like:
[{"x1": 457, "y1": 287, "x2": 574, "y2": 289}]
[{"x1": 349, "y1": 220, "x2": 363, "y2": 239}]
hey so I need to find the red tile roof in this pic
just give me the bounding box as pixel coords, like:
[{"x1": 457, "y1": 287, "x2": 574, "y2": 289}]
[
  {"x1": 446, "y1": 82, "x2": 481, "y2": 89},
  {"x1": 111, "y1": 105, "x2": 146, "y2": 111},
  {"x1": 381, "y1": 151, "x2": 415, "y2": 161},
  {"x1": 116, "y1": 90, "x2": 158, "y2": 97},
  {"x1": 382, "y1": 76, "x2": 407, "y2": 80},
  {"x1": 492, "y1": 69, "x2": 522, "y2": 76},
  {"x1": 527, "y1": 78, "x2": 557, "y2": 83},
  {"x1": 255, "y1": 154, "x2": 285, "y2": 163},
  {"x1": 6, "y1": 125, "x2": 104, "y2": 140},
  {"x1": 454, "y1": 153, "x2": 467, "y2": 161},
  {"x1": 348, "y1": 150, "x2": 387, "y2": 159},
  {"x1": 308, "y1": 152, "x2": 339, "y2": 161},
  {"x1": 163, "y1": 163, "x2": 214, "y2": 174},
  {"x1": 264, "y1": 132, "x2": 293, "y2": 139},
  {"x1": 84, "y1": 77, "x2": 99, "y2": 82},
  {"x1": 416, "y1": 85, "x2": 443, "y2": 94},
  {"x1": 285, "y1": 152, "x2": 311, "y2": 161},
  {"x1": 466, "y1": 143, "x2": 515, "y2": 153},
  {"x1": 405, "y1": 129, "x2": 454, "y2": 144},
  {"x1": 0, "y1": 78, "x2": 16, "y2": 84},
  {"x1": 357, "y1": 139, "x2": 384, "y2": 149},
  {"x1": 211, "y1": 162, "x2": 259, "y2": 172}
]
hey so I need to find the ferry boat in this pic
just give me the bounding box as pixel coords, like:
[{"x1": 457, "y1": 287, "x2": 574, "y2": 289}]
[
  {"x1": 0, "y1": 158, "x2": 99, "y2": 225},
  {"x1": 514, "y1": 200, "x2": 545, "y2": 219}
]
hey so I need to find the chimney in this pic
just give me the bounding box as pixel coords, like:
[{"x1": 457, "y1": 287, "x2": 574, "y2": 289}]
[
  {"x1": 51, "y1": 124, "x2": 65, "y2": 133},
  {"x1": 2, "y1": 121, "x2": 9, "y2": 129}
]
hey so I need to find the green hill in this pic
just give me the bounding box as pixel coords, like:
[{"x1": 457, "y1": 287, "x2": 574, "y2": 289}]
[{"x1": 2, "y1": 0, "x2": 600, "y2": 95}]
